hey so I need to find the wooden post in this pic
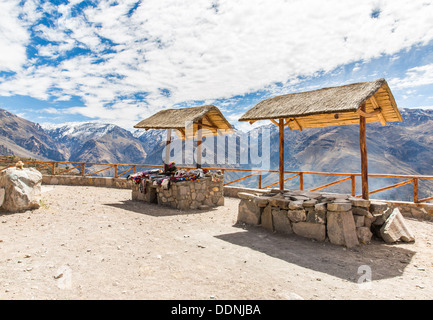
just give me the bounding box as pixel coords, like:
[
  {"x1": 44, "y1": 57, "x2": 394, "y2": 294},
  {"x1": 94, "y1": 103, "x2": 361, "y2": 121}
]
[
  {"x1": 413, "y1": 178, "x2": 419, "y2": 203},
  {"x1": 165, "y1": 129, "x2": 172, "y2": 165},
  {"x1": 258, "y1": 172, "x2": 262, "y2": 189},
  {"x1": 351, "y1": 175, "x2": 356, "y2": 196},
  {"x1": 299, "y1": 172, "x2": 304, "y2": 191},
  {"x1": 359, "y1": 103, "x2": 369, "y2": 200},
  {"x1": 196, "y1": 121, "x2": 202, "y2": 169},
  {"x1": 279, "y1": 119, "x2": 284, "y2": 193}
]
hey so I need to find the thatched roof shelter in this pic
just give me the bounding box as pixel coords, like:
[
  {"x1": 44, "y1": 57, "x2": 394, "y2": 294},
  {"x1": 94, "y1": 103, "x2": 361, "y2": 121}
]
[
  {"x1": 239, "y1": 78, "x2": 402, "y2": 199},
  {"x1": 239, "y1": 78, "x2": 402, "y2": 130},
  {"x1": 134, "y1": 105, "x2": 233, "y2": 168},
  {"x1": 134, "y1": 105, "x2": 233, "y2": 140}
]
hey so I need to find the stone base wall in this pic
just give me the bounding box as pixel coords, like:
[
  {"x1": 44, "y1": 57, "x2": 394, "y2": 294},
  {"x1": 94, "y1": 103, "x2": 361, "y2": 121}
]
[
  {"x1": 42, "y1": 175, "x2": 132, "y2": 189},
  {"x1": 132, "y1": 176, "x2": 224, "y2": 210},
  {"x1": 236, "y1": 190, "x2": 415, "y2": 248}
]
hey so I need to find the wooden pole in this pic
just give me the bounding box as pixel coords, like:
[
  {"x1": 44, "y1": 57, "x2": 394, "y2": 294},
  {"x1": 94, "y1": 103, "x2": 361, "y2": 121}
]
[
  {"x1": 196, "y1": 121, "x2": 202, "y2": 168},
  {"x1": 165, "y1": 129, "x2": 172, "y2": 164},
  {"x1": 279, "y1": 118, "x2": 284, "y2": 193},
  {"x1": 359, "y1": 104, "x2": 369, "y2": 200}
]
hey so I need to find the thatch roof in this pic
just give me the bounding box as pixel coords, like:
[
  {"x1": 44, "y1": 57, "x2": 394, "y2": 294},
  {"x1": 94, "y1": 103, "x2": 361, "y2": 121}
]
[
  {"x1": 239, "y1": 78, "x2": 402, "y2": 130},
  {"x1": 134, "y1": 105, "x2": 233, "y2": 140}
]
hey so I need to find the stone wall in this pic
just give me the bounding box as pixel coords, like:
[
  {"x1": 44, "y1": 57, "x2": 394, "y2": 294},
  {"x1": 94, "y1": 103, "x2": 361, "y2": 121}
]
[
  {"x1": 236, "y1": 189, "x2": 415, "y2": 248},
  {"x1": 42, "y1": 175, "x2": 132, "y2": 189},
  {"x1": 132, "y1": 175, "x2": 224, "y2": 210}
]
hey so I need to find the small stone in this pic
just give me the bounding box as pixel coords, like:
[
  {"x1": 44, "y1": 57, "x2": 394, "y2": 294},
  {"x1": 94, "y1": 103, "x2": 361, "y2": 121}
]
[
  {"x1": 348, "y1": 197, "x2": 370, "y2": 208},
  {"x1": 352, "y1": 207, "x2": 370, "y2": 216},
  {"x1": 327, "y1": 201, "x2": 352, "y2": 212},
  {"x1": 314, "y1": 202, "x2": 327, "y2": 212},
  {"x1": 289, "y1": 200, "x2": 304, "y2": 210},
  {"x1": 369, "y1": 201, "x2": 388, "y2": 215},
  {"x1": 303, "y1": 199, "x2": 318, "y2": 207},
  {"x1": 253, "y1": 196, "x2": 269, "y2": 207},
  {"x1": 238, "y1": 192, "x2": 256, "y2": 200},
  {"x1": 287, "y1": 209, "x2": 306, "y2": 223}
]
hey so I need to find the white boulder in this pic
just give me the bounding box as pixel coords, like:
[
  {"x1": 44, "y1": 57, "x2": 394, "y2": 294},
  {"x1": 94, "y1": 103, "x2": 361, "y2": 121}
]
[{"x1": 0, "y1": 167, "x2": 42, "y2": 212}]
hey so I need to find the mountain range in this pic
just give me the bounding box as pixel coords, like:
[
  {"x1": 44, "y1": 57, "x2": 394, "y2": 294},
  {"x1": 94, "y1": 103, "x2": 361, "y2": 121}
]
[{"x1": 1, "y1": 107, "x2": 432, "y2": 201}]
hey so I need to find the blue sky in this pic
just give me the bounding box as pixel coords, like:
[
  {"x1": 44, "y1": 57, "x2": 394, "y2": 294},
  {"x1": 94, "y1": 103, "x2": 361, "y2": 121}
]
[{"x1": 1, "y1": 0, "x2": 433, "y2": 132}]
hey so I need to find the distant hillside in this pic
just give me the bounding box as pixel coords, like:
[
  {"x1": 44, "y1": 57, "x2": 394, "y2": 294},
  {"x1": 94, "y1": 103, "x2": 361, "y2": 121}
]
[{"x1": 0, "y1": 109, "x2": 66, "y2": 161}]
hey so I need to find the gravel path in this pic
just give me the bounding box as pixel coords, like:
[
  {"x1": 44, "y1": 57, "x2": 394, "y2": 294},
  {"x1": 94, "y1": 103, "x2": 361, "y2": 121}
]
[{"x1": 0, "y1": 185, "x2": 432, "y2": 300}]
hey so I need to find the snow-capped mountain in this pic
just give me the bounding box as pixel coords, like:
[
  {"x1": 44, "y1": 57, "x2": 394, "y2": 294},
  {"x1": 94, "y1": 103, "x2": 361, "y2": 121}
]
[{"x1": 42, "y1": 121, "x2": 148, "y2": 164}]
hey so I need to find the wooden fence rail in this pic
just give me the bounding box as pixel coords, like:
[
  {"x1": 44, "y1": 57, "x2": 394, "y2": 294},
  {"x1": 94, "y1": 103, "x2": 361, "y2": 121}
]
[{"x1": 1, "y1": 159, "x2": 433, "y2": 204}]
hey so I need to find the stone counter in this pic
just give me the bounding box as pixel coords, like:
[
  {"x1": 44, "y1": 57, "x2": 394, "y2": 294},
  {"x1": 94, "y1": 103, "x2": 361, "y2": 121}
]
[
  {"x1": 236, "y1": 189, "x2": 415, "y2": 248},
  {"x1": 132, "y1": 175, "x2": 224, "y2": 210}
]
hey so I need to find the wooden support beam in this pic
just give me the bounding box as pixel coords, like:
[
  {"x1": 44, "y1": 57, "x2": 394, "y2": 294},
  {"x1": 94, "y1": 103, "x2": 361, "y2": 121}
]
[
  {"x1": 165, "y1": 129, "x2": 172, "y2": 164},
  {"x1": 84, "y1": 165, "x2": 115, "y2": 177},
  {"x1": 270, "y1": 119, "x2": 279, "y2": 126},
  {"x1": 309, "y1": 176, "x2": 351, "y2": 192},
  {"x1": 359, "y1": 103, "x2": 369, "y2": 200},
  {"x1": 56, "y1": 163, "x2": 85, "y2": 175},
  {"x1": 224, "y1": 172, "x2": 258, "y2": 186},
  {"x1": 363, "y1": 179, "x2": 413, "y2": 197},
  {"x1": 204, "y1": 115, "x2": 221, "y2": 135},
  {"x1": 370, "y1": 95, "x2": 387, "y2": 126},
  {"x1": 356, "y1": 108, "x2": 381, "y2": 118},
  {"x1": 279, "y1": 119, "x2": 285, "y2": 193},
  {"x1": 418, "y1": 195, "x2": 433, "y2": 203},
  {"x1": 262, "y1": 173, "x2": 300, "y2": 189},
  {"x1": 290, "y1": 118, "x2": 302, "y2": 131},
  {"x1": 196, "y1": 121, "x2": 202, "y2": 168}
]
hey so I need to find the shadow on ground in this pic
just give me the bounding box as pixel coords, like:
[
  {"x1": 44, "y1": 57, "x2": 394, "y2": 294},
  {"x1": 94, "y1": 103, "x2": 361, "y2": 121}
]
[
  {"x1": 216, "y1": 224, "x2": 416, "y2": 282},
  {"x1": 104, "y1": 199, "x2": 218, "y2": 217}
]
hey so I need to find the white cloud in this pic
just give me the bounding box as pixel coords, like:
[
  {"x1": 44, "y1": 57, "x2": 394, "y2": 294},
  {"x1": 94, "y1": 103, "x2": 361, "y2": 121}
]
[
  {"x1": 389, "y1": 63, "x2": 433, "y2": 88},
  {"x1": 1, "y1": 0, "x2": 433, "y2": 128},
  {"x1": 0, "y1": 0, "x2": 30, "y2": 72}
]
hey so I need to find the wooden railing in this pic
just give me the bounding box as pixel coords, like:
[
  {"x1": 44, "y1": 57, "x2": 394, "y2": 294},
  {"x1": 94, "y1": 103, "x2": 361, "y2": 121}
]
[{"x1": 1, "y1": 159, "x2": 433, "y2": 204}]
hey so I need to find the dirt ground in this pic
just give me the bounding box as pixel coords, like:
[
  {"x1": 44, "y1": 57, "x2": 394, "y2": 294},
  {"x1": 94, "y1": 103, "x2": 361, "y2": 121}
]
[{"x1": 0, "y1": 185, "x2": 432, "y2": 300}]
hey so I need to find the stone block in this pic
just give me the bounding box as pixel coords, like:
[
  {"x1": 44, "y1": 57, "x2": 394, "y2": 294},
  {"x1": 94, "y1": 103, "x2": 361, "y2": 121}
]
[
  {"x1": 380, "y1": 208, "x2": 415, "y2": 243},
  {"x1": 237, "y1": 199, "x2": 262, "y2": 226},
  {"x1": 271, "y1": 208, "x2": 292, "y2": 234},
  {"x1": 268, "y1": 194, "x2": 285, "y2": 206},
  {"x1": 372, "y1": 207, "x2": 393, "y2": 226},
  {"x1": 364, "y1": 212, "x2": 375, "y2": 228},
  {"x1": 292, "y1": 222, "x2": 326, "y2": 242},
  {"x1": 354, "y1": 215, "x2": 365, "y2": 227},
  {"x1": 357, "y1": 227, "x2": 373, "y2": 244},
  {"x1": 287, "y1": 209, "x2": 306, "y2": 223},
  {"x1": 352, "y1": 206, "x2": 370, "y2": 216},
  {"x1": 0, "y1": 188, "x2": 4, "y2": 207},
  {"x1": 238, "y1": 192, "x2": 256, "y2": 200},
  {"x1": 274, "y1": 198, "x2": 291, "y2": 209},
  {"x1": 303, "y1": 199, "x2": 318, "y2": 207},
  {"x1": 348, "y1": 197, "x2": 370, "y2": 208},
  {"x1": 327, "y1": 201, "x2": 352, "y2": 212},
  {"x1": 314, "y1": 202, "x2": 327, "y2": 212},
  {"x1": 261, "y1": 205, "x2": 274, "y2": 231},
  {"x1": 289, "y1": 200, "x2": 304, "y2": 210},
  {"x1": 306, "y1": 209, "x2": 326, "y2": 224},
  {"x1": 369, "y1": 201, "x2": 388, "y2": 215},
  {"x1": 216, "y1": 196, "x2": 224, "y2": 206},
  {"x1": 253, "y1": 196, "x2": 269, "y2": 207},
  {"x1": 327, "y1": 210, "x2": 359, "y2": 248}
]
